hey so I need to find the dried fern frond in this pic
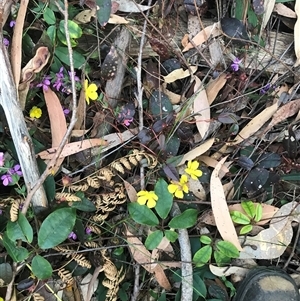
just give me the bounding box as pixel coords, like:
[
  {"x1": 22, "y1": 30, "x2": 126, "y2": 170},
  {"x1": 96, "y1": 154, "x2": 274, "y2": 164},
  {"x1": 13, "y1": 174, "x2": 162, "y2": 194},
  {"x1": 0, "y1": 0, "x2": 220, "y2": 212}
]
[
  {"x1": 70, "y1": 254, "x2": 91, "y2": 269},
  {"x1": 58, "y1": 268, "x2": 74, "y2": 285},
  {"x1": 97, "y1": 168, "x2": 114, "y2": 182},
  {"x1": 32, "y1": 293, "x2": 45, "y2": 301},
  {"x1": 87, "y1": 176, "x2": 100, "y2": 188},
  {"x1": 69, "y1": 183, "x2": 89, "y2": 191},
  {"x1": 53, "y1": 246, "x2": 73, "y2": 255},
  {"x1": 92, "y1": 212, "x2": 109, "y2": 224},
  {"x1": 10, "y1": 199, "x2": 21, "y2": 222},
  {"x1": 119, "y1": 157, "x2": 132, "y2": 170},
  {"x1": 84, "y1": 241, "x2": 101, "y2": 248},
  {"x1": 55, "y1": 192, "x2": 81, "y2": 202},
  {"x1": 110, "y1": 161, "x2": 125, "y2": 174},
  {"x1": 86, "y1": 225, "x2": 102, "y2": 235}
]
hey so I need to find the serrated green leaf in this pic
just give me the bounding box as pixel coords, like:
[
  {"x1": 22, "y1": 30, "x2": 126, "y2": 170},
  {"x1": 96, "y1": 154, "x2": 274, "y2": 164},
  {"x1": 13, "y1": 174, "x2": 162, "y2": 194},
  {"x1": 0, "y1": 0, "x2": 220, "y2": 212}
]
[
  {"x1": 240, "y1": 225, "x2": 253, "y2": 235},
  {"x1": 55, "y1": 47, "x2": 85, "y2": 68},
  {"x1": 254, "y1": 203, "x2": 263, "y2": 222},
  {"x1": 216, "y1": 240, "x2": 240, "y2": 258},
  {"x1": 32, "y1": 255, "x2": 53, "y2": 280},
  {"x1": 59, "y1": 20, "x2": 82, "y2": 39},
  {"x1": 2, "y1": 232, "x2": 29, "y2": 262},
  {"x1": 6, "y1": 213, "x2": 33, "y2": 243},
  {"x1": 199, "y1": 235, "x2": 211, "y2": 245},
  {"x1": 145, "y1": 230, "x2": 163, "y2": 250},
  {"x1": 241, "y1": 201, "x2": 255, "y2": 219},
  {"x1": 230, "y1": 211, "x2": 251, "y2": 225},
  {"x1": 193, "y1": 245, "x2": 212, "y2": 267},
  {"x1": 164, "y1": 230, "x2": 178, "y2": 242},
  {"x1": 154, "y1": 179, "x2": 173, "y2": 219},
  {"x1": 38, "y1": 208, "x2": 76, "y2": 249},
  {"x1": 43, "y1": 7, "x2": 56, "y2": 25},
  {"x1": 168, "y1": 209, "x2": 197, "y2": 229},
  {"x1": 128, "y1": 203, "x2": 159, "y2": 226}
]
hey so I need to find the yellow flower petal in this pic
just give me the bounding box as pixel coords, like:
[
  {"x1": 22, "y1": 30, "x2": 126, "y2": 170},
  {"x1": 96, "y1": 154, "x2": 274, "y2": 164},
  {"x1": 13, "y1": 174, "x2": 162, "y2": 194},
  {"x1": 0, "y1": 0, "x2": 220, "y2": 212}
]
[
  {"x1": 29, "y1": 106, "x2": 42, "y2": 119},
  {"x1": 180, "y1": 174, "x2": 188, "y2": 184},
  {"x1": 137, "y1": 190, "x2": 147, "y2": 197},
  {"x1": 137, "y1": 195, "x2": 147, "y2": 205},
  {"x1": 183, "y1": 184, "x2": 189, "y2": 194},
  {"x1": 168, "y1": 183, "x2": 178, "y2": 194},
  {"x1": 147, "y1": 199, "x2": 156, "y2": 208},
  {"x1": 149, "y1": 191, "x2": 158, "y2": 200},
  {"x1": 175, "y1": 190, "x2": 184, "y2": 199}
]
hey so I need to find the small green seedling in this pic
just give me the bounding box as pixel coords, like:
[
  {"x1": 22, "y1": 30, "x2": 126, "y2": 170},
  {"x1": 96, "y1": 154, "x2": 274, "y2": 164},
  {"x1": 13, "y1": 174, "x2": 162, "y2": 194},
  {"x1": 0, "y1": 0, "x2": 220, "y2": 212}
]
[
  {"x1": 193, "y1": 235, "x2": 240, "y2": 267},
  {"x1": 230, "y1": 200, "x2": 263, "y2": 235}
]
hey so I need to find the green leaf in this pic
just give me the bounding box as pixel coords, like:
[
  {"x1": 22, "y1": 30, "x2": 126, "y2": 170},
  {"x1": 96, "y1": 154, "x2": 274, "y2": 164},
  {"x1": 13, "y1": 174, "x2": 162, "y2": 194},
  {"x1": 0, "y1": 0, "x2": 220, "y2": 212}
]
[
  {"x1": 38, "y1": 208, "x2": 76, "y2": 249},
  {"x1": 149, "y1": 90, "x2": 173, "y2": 119},
  {"x1": 230, "y1": 211, "x2": 251, "y2": 225},
  {"x1": 57, "y1": 29, "x2": 77, "y2": 47},
  {"x1": 37, "y1": 158, "x2": 56, "y2": 202},
  {"x1": 6, "y1": 213, "x2": 33, "y2": 243},
  {"x1": 96, "y1": 0, "x2": 112, "y2": 26},
  {"x1": 43, "y1": 7, "x2": 56, "y2": 25},
  {"x1": 145, "y1": 230, "x2": 163, "y2": 250},
  {"x1": 154, "y1": 179, "x2": 173, "y2": 219},
  {"x1": 193, "y1": 274, "x2": 207, "y2": 299},
  {"x1": 193, "y1": 245, "x2": 212, "y2": 267},
  {"x1": 59, "y1": 20, "x2": 82, "y2": 39},
  {"x1": 55, "y1": 47, "x2": 85, "y2": 68},
  {"x1": 70, "y1": 195, "x2": 96, "y2": 212},
  {"x1": 128, "y1": 203, "x2": 159, "y2": 226},
  {"x1": 0, "y1": 263, "x2": 13, "y2": 284},
  {"x1": 168, "y1": 209, "x2": 197, "y2": 229},
  {"x1": 240, "y1": 225, "x2": 253, "y2": 235},
  {"x1": 216, "y1": 241, "x2": 240, "y2": 258},
  {"x1": 199, "y1": 235, "x2": 211, "y2": 245},
  {"x1": 164, "y1": 230, "x2": 178, "y2": 242},
  {"x1": 2, "y1": 232, "x2": 29, "y2": 262},
  {"x1": 254, "y1": 203, "x2": 263, "y2": 222},
  {"x1": 241, "y1": 201, "x2": 255, "y2": 219},
  {"x1": 32, "y1": 255, "x2": 53, "y2": 280},
  {"x1": 213, "y1": 250, "x2": 230, "y2": 267},
  {"x1": 47, "y1": 25, "x2": 56, "y2": 44}
]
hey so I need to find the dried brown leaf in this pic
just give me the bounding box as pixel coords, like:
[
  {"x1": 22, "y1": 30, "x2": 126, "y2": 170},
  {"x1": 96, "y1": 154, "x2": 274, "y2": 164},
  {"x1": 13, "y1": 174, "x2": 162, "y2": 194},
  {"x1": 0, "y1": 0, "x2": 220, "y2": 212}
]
[
  {"x1": 264, "y1": 98, "x2": 300, "y2": 132},
  {"x1": 227, "y1": 101, "x2": 279, "y2": 145},
  {"x1": 183, "y1": 22, "x2": 221, "y2": 52},
  {"x1": 210, "y1": 157, "x2": 242, "y2": 251},
  {"x1": 274, "y1": 3, "x2": 296, "y2": 18},
  {"x1": 206, "y1": 74, "x2": 227, "y2": 105},
  {"x1": 163, "y1": 66, "x2": 197, "y2": 84},
  {"x1": 177, "y1": 138, "x2": 215, "y2": 166},
  {"x1": 193, "y1": 76, "x2": 210, "y2": 139}
]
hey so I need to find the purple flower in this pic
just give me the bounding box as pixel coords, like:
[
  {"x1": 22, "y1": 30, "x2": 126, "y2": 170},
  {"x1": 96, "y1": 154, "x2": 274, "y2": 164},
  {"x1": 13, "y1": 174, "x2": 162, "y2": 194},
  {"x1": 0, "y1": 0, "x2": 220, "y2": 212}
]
[
  {"x1": 68, "y1": 231, "x2": 77, "y2": 240},
  {"x1": 3, "y1": 38, "x2": 9, "y2": 47},
  {"x1": 260, "y1": 83, "x2": 271, "y2": 94},
  {"x1": 1, "y1": 174, "x2": 12, "y2": 186},
  {"x1": 37, "y1": 75, "x2": 51, "y2": 91},
  {"x1": 9, "y1": 20, "x2": 16, "y2": 28},
  {"x1": 123, "y1": 118, "x2": 133, "y2": 126},
  {"x1": 68, "y1": 71, "x2": 80, "y2": 82},
  {"x1": 0, "y1": 152, "x2": 4, "y2": 167},
  {"x1": 63, "y1": 108, "x2": 70, "y2": 115},
  {"x1": 10, "y1": 164, "x2": 22, "y2": 176},
  {"x1": 231, "y1": 57, "x2": 242, "y2": 72},
  {"x1": 53, "y1": 67, "x2": 64, "y2": 91},
  {"x1": 85, "y1": 227, "x2": 92, "y2": 235}
]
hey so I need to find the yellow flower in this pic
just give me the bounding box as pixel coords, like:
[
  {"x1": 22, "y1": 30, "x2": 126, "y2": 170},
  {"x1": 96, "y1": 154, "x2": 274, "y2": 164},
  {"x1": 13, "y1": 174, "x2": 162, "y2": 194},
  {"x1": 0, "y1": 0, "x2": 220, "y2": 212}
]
[
  {"x1": 168, "y1": 174, "x2": 189, "y2": 199},
  {"x1": 29, "y1": 106, "x2": 42, "y2": 119},
  {"x1": 84, "y1": 79, "x2": 98, "y2": 104},
  {"x1": 137, "y1": 190, "x2": 158, "y2": 208},
  {"x1": 185, "y1": 160, "x2": 202, "y2": 180}
]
